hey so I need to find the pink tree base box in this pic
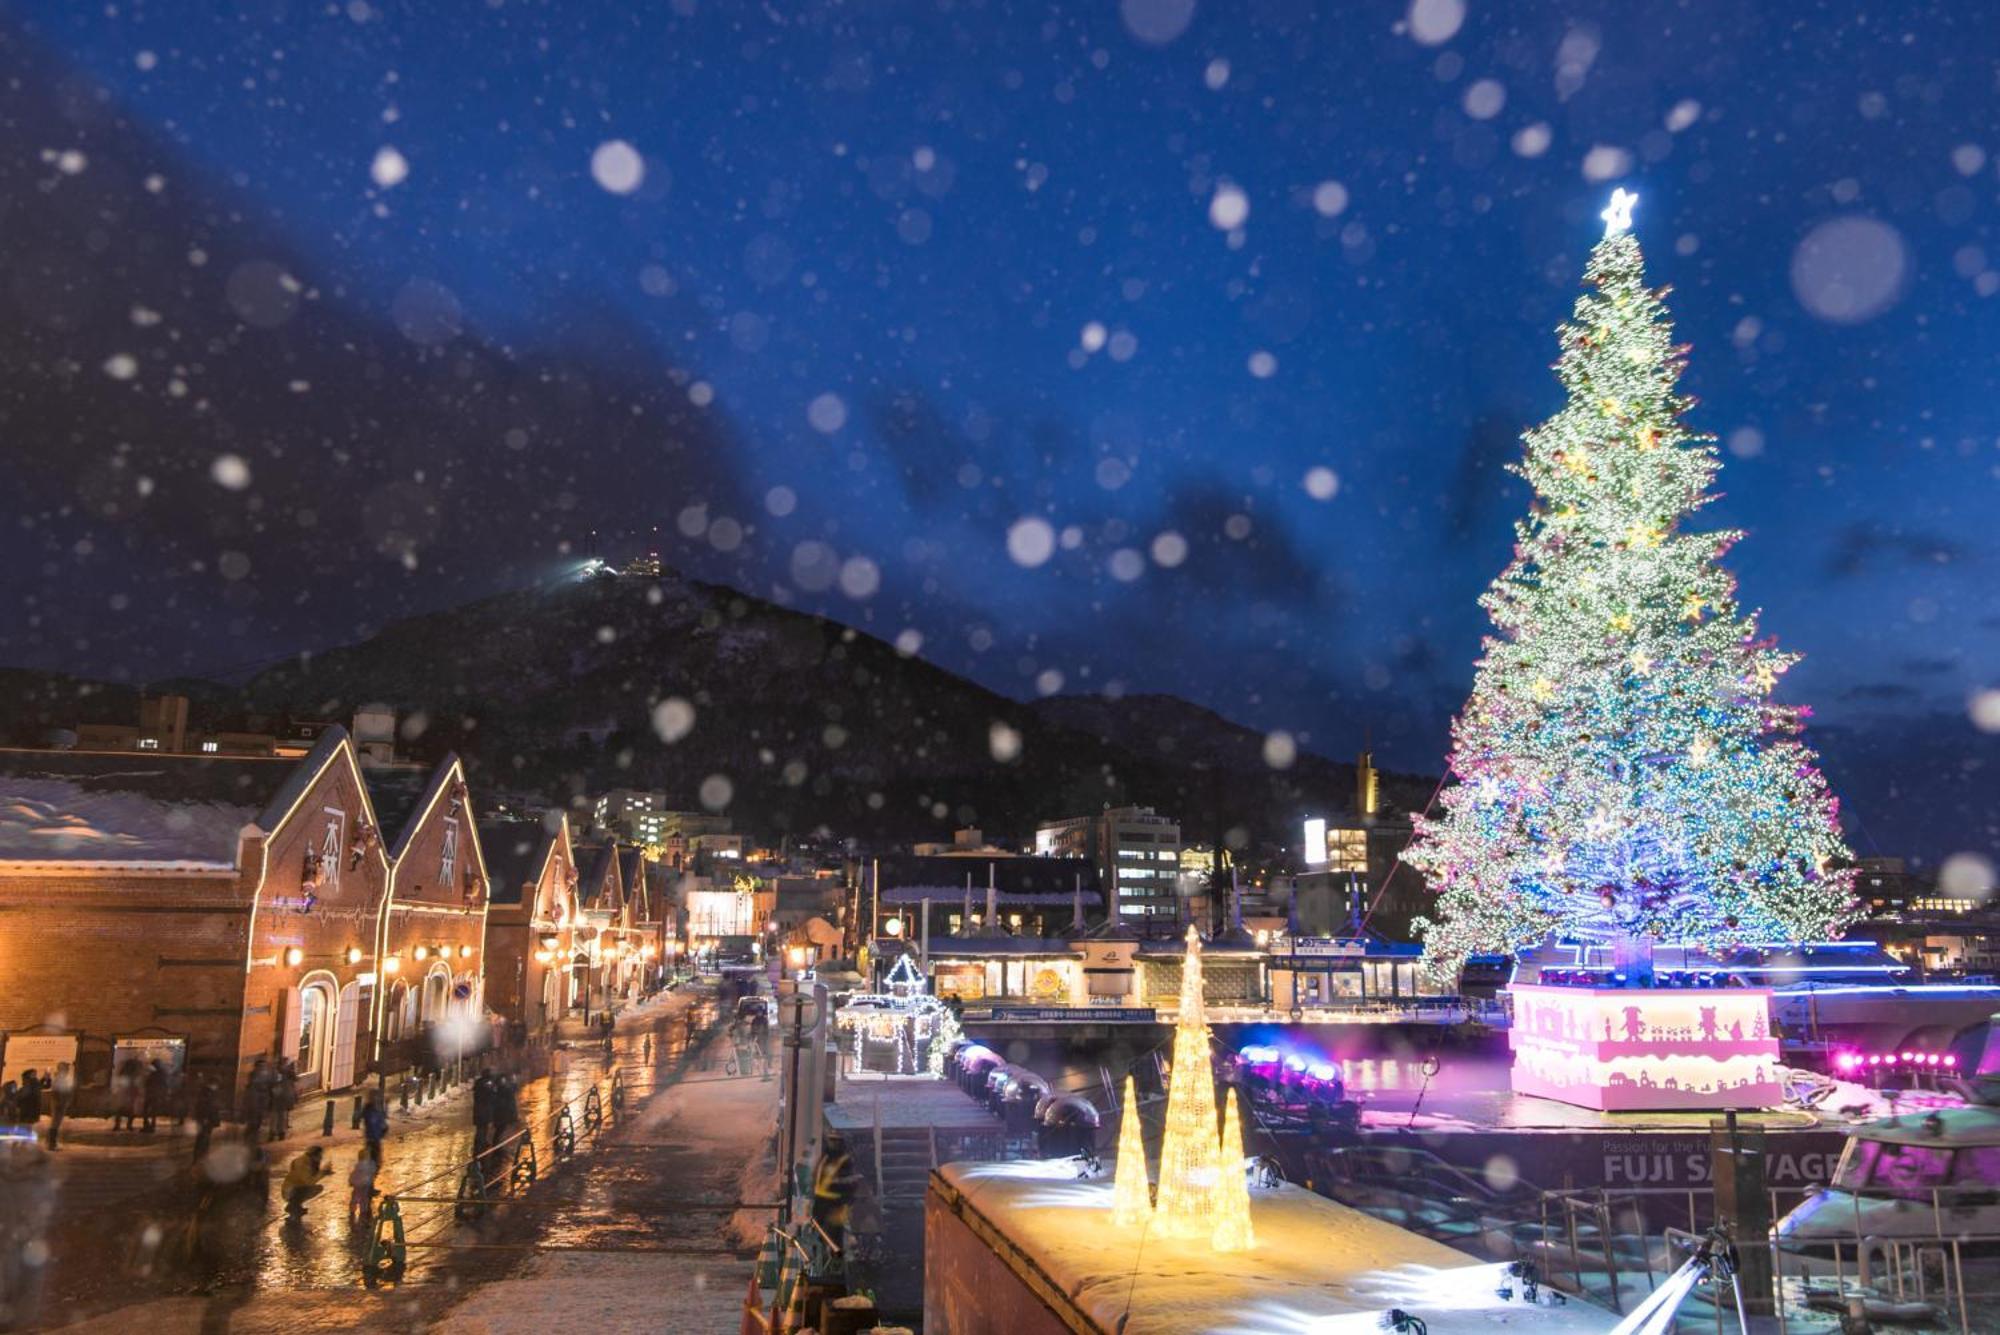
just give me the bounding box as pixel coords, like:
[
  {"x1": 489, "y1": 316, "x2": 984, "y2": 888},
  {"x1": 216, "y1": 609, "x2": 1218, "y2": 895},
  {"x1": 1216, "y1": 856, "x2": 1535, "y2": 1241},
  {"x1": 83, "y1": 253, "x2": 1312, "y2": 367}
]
[{"x1": 1507, "y1": 984, "x2": 1783, "y2": 1111}]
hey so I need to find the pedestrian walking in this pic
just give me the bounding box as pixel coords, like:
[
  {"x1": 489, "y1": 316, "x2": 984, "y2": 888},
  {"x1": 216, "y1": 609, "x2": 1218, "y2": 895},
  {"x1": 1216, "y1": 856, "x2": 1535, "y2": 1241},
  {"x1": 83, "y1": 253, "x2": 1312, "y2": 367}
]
[
  {"x1": 470, "y1": 1068, "x2": 497, "y2": 1156},
  {"x1": 494, "y1": 1073, "x2": 520, "y2": 1139},
  {"x1": 751, "y1": 1009, "x2": 772, "y2": 1080},
  {"x1": 243, "y1": 1058, "x2": 274, "y2": 1144},
  {"x1": 46, "y1": 1061, "x2": 75, "y2": 1150},
  {"x1": 191, "y1": 1075, "x2": 222, "y2": 1161},
  {"x1": 281, "y1": 1145, "x2": 332, "y2": 1217},
  {"x1": 269, "y1": 1058, "x2": 299, "y2": 1141},
  {"x1": 141, "y1": 1059, "x2": 170, "y2": 1133},
  {"x1": 361, "y1": 1089, "x2": 389, "y2": 1165},
  {"x1": 112, "y1": 1055, "x2": 144, "y2": 1131},
  {"x1": 346, "y1": 1150, "x2": 379, "y2": 1227}
]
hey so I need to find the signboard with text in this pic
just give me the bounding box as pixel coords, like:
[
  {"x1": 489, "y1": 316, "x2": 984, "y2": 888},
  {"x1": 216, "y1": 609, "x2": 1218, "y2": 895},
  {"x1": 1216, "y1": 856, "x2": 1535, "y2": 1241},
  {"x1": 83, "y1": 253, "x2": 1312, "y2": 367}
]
[{"x1": 2, "y1": 1032, "x2": 79, "y2": 1086}]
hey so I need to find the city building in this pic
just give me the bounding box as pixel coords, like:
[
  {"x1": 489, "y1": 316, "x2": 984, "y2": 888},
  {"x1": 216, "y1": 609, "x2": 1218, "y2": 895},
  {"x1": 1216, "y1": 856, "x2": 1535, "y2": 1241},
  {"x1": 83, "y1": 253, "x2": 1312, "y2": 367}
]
[
  {"x1": 1034, "y1": 806, "x2": 1183, "y2": 921},
  {"x1": 365, "y1": 756, "x2": 492, "y2": 1068},
  {"x1": 1265, "y1": 935, "x2": 1453, "y2": 1012},
  {"x1": 570, "y1": 843, "x2": 636, "y2": 1014},
  {"x1": 875, "y1": 854, "x2": 1103, "y2": 942},
  {"x1": 911, "y1": 828, "x2": 1016, "y2": 858},
  {"x1": 0, "y1": 730, "x2": 404, "y2": 1099},
  {"x1": 592, "y1": 788, "x2": 670, "y2": 844},
  {"x1": 72, "y1": 693, "x2": 279, "y2": 758},
  {"x1": 1292, "y1": 751, "x2": 1421, "y2": 940},
  {"x1": 478, "y1": 813, "x2": 578, "y2": 1040}
]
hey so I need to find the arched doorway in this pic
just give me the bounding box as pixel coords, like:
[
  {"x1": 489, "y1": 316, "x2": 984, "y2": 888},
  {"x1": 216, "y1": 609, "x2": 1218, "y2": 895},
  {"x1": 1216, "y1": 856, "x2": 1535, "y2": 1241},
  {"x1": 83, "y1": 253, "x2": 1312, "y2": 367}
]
[
  {"x1": 385, "y1": 982, "x2": 412, "y2": 1041},
  {"x1": 422, "y1": 964, "x2": 452, "y2": 1025},
  {"x1": 540, "y1": 968, "x2": 561, "y2": 1027},
  {"x1": 295, "y1": 972, "x2": 340, "y2": 1083}
]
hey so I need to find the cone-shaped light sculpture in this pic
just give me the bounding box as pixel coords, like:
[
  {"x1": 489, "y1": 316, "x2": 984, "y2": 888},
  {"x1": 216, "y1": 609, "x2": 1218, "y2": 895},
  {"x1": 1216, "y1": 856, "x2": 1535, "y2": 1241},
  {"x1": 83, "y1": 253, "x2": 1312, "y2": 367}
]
[
  {"x1": 1110, "y1": 1074, "x2": 1153, "y2": 1227},
  {"x1": 1210, "y1": 1088, "x2": 1255, "y2": 1253},
  {"x1": 1152, "y1": 925, "x2": 1221, "y2": 1237}
]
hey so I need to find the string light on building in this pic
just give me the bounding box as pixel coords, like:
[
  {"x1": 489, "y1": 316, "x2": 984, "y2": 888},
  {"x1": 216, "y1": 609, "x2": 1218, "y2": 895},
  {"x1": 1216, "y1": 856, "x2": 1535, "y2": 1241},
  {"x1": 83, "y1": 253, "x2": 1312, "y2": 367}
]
[
  {"x1": 1151, "y1": 925, "x2": 1221, "y2": 1238},
  {"x1": 832, "y1": 952, "x2": 960, "y2": 1076}
]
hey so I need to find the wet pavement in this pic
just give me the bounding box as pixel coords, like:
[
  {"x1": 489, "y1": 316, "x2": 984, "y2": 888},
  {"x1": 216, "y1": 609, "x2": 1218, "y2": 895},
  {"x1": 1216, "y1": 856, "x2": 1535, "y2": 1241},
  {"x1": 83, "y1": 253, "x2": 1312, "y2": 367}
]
[{"x1": 26, "y1": 983, "x2": 772, "y2": 1331}]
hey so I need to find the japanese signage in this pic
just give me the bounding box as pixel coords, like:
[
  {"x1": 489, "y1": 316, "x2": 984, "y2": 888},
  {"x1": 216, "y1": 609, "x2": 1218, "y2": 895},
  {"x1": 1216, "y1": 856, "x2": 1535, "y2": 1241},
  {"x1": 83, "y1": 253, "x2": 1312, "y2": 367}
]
[{"x1": 1, "y1": 1032, "x2": 78, "y2": 1086}]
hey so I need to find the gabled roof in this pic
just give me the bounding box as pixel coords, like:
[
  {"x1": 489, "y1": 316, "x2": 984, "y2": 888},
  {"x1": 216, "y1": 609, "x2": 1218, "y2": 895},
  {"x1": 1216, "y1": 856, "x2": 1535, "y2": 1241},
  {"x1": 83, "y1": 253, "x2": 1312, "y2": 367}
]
[
  {"x1": 0, "y1": 733, "x2": 350, "y2": 870},
  {"x1": 252, "y1": 727, "x2": 353, "y2": 834},
  {"x1": 576, "y1": 842, "x2": 621, "y2": 911},
  {"x1": 365, "y1": 760, "x2": 453, "y2": 859},
  {"x1": 478, "y1": 817, "x2": 558, "y2": 906},
  {"x1": 618, "y1": 847, "x2": 648, "y2": 914}
]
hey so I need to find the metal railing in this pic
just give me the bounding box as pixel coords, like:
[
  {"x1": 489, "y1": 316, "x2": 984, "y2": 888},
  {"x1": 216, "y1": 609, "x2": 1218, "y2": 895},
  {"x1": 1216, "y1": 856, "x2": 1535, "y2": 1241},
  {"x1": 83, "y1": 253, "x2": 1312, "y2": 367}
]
[
  {"x1": 1767, "y1": 1184, "x2": 2000, "y2": 1335},
  {"x1": 361, "y1": 1004, "x2": 724, "y2": 1282}
]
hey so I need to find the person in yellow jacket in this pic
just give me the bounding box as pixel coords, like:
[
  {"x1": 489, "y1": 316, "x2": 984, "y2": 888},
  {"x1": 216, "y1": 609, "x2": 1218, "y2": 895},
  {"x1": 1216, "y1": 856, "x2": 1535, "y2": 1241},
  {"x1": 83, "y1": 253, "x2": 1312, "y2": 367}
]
[
  {"x1": 282, "y1": 1145, "x2": 332, "y2": 1217},
  {"x1": 809, "y1": 1132, "x2": 858, "y2": 1254}
]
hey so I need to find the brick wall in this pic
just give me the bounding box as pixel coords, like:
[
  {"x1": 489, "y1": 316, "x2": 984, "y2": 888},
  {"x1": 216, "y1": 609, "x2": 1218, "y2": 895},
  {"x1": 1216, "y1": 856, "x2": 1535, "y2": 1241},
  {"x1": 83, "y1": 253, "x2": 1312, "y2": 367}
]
[
  {"x1": 0, "y1": 868, "x2": 253, "y2": 1096},
  {"x1": 242, "y1": 749, "x2": 390, "y2": 1093}
]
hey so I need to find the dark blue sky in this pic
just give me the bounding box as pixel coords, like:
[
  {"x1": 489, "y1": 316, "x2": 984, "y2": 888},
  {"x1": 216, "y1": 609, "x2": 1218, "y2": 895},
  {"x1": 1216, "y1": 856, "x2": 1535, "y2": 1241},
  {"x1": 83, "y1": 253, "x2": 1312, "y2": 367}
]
[{"x1": 4, "y1": 1, "x2": 1996, "y2": 866}]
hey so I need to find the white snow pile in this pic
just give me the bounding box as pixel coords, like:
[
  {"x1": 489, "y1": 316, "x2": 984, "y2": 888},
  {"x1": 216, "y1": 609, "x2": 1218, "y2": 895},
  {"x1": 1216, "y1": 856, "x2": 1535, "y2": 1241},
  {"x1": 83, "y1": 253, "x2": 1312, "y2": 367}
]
[
  {"x1": 0, "y1": 778, "x2": 253, "y2": 867},
  {"x1": 935, "y1": 1159, "x2": 1611, "y2": 1333}
]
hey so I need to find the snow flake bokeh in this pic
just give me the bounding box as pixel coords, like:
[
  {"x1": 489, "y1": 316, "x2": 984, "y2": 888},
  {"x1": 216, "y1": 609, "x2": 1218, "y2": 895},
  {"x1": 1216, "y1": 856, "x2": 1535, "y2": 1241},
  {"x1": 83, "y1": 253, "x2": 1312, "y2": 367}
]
[{"x1": 0, "y1": 0, "x2": 1992, "y2": 865}]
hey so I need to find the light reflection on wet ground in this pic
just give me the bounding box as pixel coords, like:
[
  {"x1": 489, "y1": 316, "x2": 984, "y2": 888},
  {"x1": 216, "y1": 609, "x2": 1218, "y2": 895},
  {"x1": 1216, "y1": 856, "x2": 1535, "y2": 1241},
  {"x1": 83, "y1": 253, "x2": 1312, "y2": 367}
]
[{"x1": 35, "y1": 987, "x2": 727, "y2": 1326}]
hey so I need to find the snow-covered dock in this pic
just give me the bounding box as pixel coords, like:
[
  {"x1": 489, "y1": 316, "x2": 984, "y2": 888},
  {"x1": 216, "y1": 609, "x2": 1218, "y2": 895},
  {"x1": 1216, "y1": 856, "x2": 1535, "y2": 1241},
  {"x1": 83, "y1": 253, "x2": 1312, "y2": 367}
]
[{"x1": 926, "y1": 1158, "x2": 1614, "y2": 1334}]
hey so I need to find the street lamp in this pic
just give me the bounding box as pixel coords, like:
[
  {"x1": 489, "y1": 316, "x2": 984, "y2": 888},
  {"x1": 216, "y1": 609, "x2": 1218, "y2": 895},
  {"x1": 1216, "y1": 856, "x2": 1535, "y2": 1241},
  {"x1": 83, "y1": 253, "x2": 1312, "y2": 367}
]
[{"x1": 884, "y1": 916, "x2": 904, "y2": 938}]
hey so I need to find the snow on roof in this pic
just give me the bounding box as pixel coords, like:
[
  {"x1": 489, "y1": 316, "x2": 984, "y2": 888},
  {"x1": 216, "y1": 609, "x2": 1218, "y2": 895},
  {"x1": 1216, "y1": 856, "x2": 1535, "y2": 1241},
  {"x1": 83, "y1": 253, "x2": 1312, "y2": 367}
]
[
  {"x1": 934, "y1": 1160, "x2": 1611, "y2": 1334},
  {"x1": 0, "y1": 732, "x2": 361, "y2": 869},
  {"x1": 0, "y1": 775, "x2": 257, "y2": 868}
]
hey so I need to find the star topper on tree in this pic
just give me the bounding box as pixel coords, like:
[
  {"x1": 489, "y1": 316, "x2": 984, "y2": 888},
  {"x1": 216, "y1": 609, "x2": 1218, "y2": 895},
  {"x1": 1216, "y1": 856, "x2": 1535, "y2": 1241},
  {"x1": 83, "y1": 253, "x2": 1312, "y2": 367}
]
[{"x1": 1403, "y1": 190, "x2": 1859, "y2": 980}]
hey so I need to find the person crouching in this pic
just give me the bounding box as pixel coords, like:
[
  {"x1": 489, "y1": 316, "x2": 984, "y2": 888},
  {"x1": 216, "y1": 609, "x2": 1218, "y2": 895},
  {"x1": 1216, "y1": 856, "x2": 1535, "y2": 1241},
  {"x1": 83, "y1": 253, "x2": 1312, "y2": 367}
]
[{"x1": 282, "y1": 1145, "x2": 332, "y2": 1218}]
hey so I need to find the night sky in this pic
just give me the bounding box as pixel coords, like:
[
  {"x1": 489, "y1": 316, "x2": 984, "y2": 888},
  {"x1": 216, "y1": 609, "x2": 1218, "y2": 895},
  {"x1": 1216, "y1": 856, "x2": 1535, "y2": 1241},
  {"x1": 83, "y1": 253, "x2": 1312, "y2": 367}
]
[{"x1": 2, "y1": 2, "x2": 1995, "y2": 868}]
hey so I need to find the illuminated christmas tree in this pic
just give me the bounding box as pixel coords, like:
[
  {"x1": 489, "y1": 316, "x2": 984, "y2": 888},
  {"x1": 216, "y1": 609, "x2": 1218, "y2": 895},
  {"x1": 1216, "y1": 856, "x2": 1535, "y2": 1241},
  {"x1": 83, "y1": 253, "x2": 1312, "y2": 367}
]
[
  {"x1": 1210, "y1": 1089, "x2": 1255, "y2": 1253},
  {"x1": 1405, "y1": 190, "x2": 1857, "y2": 980},
  {"x1": 1151, "y1": 926, "x2": 1221, "y2": 1237},
  {"x1": 1109, "y1": 1075, "x2": 1153, "y2": 1228}
]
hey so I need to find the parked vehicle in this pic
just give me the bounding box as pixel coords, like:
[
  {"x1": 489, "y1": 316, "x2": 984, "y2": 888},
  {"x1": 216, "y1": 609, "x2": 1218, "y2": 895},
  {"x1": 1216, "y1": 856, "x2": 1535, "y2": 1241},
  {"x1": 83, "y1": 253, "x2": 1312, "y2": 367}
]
[{"x1": 1773, "y1": 1104, "x2": 2000, "y2": 1276}]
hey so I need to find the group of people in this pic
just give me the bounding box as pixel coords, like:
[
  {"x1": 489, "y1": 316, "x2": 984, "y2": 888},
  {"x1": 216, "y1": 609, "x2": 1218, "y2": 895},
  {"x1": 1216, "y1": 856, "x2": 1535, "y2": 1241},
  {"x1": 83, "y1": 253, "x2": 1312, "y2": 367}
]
[
  {"x1": 276, "y1": 1088, "x2": 391, "y2": 1226},
  {"x1": 239, "y1": 1057, "x2": 303, "y2": 1143},
  {"x1": 470, "y1": 1067, "x2": 523, "y2": 1161},
  {"x1": 0, "y1": 1062, "x2": 76, "y2": 1147}
]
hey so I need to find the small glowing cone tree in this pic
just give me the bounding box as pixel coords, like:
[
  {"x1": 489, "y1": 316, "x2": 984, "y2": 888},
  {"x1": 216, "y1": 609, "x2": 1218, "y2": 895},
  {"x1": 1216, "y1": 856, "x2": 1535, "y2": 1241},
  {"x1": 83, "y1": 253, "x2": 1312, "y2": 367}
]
[
  {"x1": 1404, "y1": 190, "x2": 1857, "y2": 980},
  {"x1": 1210, "y1": 1089, "x2": 1255, "y2": 1253},
  {"x1": 1152, "y1": 925, "x2": 1221, "y2": 1238},
  {"x1": 1109, "y1": 1074, "x2": 1153, "y2": 1228}
]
